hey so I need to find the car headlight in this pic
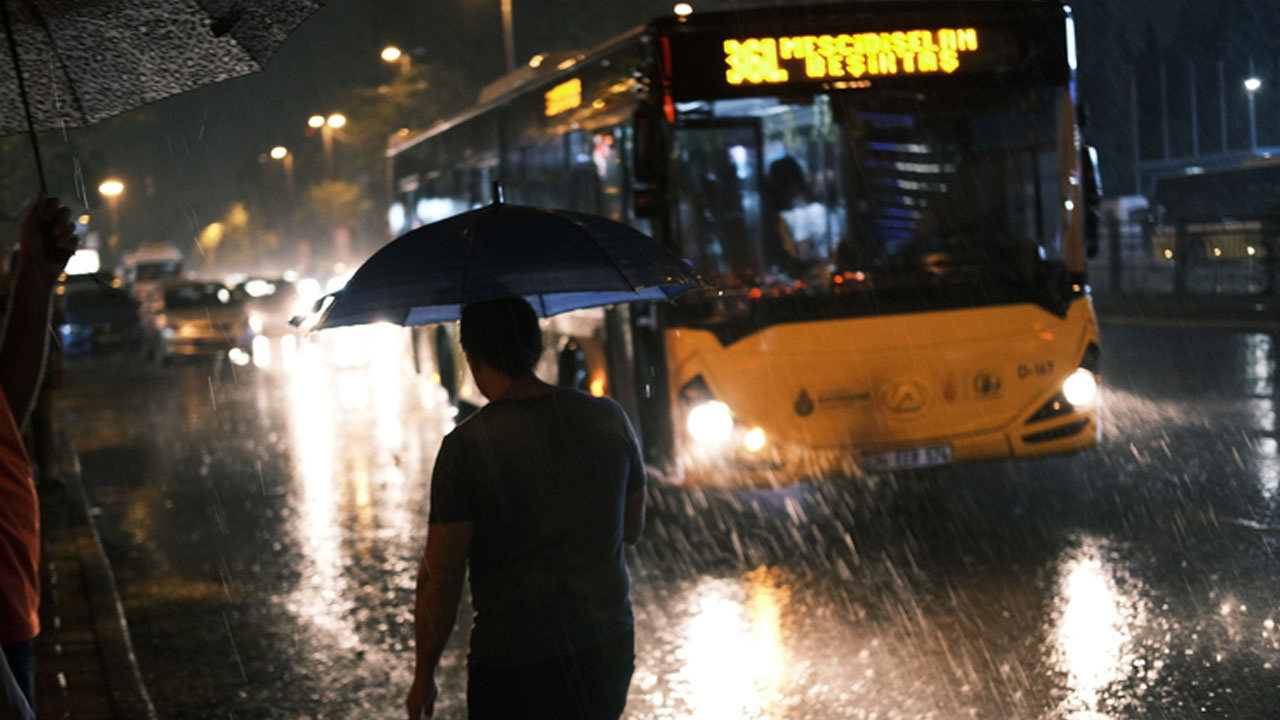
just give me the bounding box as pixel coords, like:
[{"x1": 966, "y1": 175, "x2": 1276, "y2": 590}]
[
  {"x1": 686, "y1": 401, "x2": 734, "y2": 446},
  {"x1": 248, "y1": 313, "x2": 264, "y2": 333},
  {"x1": 1062, "y1": 368, "x2": 1098, "y2": 407}
]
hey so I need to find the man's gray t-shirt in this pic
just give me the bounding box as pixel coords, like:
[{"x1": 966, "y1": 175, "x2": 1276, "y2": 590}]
[{"x1": 428, "y1": 387, "x2": 645, "y2": 668}]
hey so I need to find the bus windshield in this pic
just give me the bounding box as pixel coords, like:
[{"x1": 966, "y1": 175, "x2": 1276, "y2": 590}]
[{"x1": 671, "y1": 86, "x2": 1067, "y2": 303}]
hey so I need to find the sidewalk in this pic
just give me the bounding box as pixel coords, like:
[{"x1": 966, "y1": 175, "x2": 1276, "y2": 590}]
[
  {"x1": 33, "y1": 435, "x2": 156, "y2": 720},
  {"x1": 1093, "y1": 293, "x2": 1280, "y2": 332}
]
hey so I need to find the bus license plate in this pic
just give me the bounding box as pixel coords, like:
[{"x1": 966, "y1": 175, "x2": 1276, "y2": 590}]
[{"x1": 860, "y1": 446, "x2": 953, "y2": 472}]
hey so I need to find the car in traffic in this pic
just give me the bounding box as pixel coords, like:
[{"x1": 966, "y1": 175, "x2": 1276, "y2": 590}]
[
  {"x1": 233, "y1": 277, "x2": 305, "y2": 337},
  {"x1": 141, "y1": 280, "x2": 254, "y2": 362},
  {"x1": 57, "y1": 273, "x2": 141, "y2": 357}
]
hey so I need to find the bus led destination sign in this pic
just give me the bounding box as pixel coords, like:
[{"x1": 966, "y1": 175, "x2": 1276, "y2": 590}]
[{"x1": 723, "y1": 28, "x2": 980, "y2": 85}]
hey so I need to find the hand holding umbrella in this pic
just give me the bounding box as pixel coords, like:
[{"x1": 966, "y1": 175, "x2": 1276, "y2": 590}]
[{"x1": 19, "y1": 193, "x2": 79, "y2": 282}]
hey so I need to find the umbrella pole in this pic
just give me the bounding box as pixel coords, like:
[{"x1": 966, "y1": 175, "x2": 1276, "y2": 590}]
[{"x1": 1, "y1": 0, "x2": 47, "y2": 192}]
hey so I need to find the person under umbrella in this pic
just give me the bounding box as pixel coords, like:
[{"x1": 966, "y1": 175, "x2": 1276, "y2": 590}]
[{"x1": 407, "y1": 296, "x2": 646, "y2": 720}]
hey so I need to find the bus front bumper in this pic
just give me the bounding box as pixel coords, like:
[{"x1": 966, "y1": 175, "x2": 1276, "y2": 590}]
[{"x1": 674, "y1": 409, "x2": 1099, "y2": 488}]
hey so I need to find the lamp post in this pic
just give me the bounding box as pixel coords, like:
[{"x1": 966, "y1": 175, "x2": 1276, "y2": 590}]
[
  {"x1": 308, "y1": 112, "x2": 347, "y2": 176},
  {"x1": 500, "y1": 0, "x2": 514, "y2": 73},
  {"x1": 381, "y1": 45, "x2": 410, "y2": 76},
  {"x1": 270, "y1": 145, "x2": 294, "y2": 195},
  {"x1": 1245, "y1": 73, "x2": 1262, "y2": 152},
  {"x1": 98, "y1": 178, "x2": 124, "y2": 248}
]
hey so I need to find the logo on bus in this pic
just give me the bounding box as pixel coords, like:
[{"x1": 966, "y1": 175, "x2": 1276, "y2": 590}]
[
  {"x1": 972, "y1": 371, "x2": 1002, "y2": 398},
  {"x1": 794, "y1": 389, "x2": 815, "y2": 417},
  {"x1": 880, "y1": 380, "x2": 928, "y2": 414}
]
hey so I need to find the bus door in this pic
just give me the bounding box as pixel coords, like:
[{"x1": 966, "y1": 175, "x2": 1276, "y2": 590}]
[{"x1": 671, "y1": 119, "x2": 766, "y2": 286}]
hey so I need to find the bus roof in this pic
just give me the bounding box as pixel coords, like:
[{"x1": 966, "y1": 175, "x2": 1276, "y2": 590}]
[
  {"x1": 122, "y1": 244, "x2": 183, "y2": 263},
  {"x1": 387, "y1": 0, "x2": 1071, "y2": 157},
  {"x1": 1153, "y1": 163, "x2": 1280, "y2": 224},
  {"x1": 386, "y1": 24, "x2": 647, "y2": 157}
]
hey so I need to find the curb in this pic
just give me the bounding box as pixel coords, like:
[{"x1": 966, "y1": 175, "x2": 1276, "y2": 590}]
[
  {"x1": 47, "y1": 438, "x2": 158, "y2": 720},
  {"x1": 1093, "y1": 296, "x2": 1280, "y2": 333},
  {"x1": 1098, "y1": 313, "x2": 1280, "y2": 333}
]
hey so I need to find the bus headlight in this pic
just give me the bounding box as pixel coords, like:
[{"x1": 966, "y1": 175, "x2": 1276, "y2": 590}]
[
  {"x1": 687, "y1": 401, "x2": 733, "y2": 445},
  {"x1": 743, "y1": 426, "x2": 767, "y2": 452},
  {"x1": 1062, "y1": 368, "x2": 1098, "y2": 407}
]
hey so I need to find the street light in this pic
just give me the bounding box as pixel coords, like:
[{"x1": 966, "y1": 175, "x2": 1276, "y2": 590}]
[
  {"x1": 270, "y1": 145, "x2": 294, "y2": 195},
  {"x1": 307, "y1": 113, "x2": 348, "y2": 175},
  {"x1": 381, "y1": 45, "x2": 413, "y2": 77},
  {"x1": 500, "y1": 0, "x2": 514, "y2": 73},
  {"x1": 98, "y1": 179, "x2": 125, "y2": 247},
  {"x1": 674, "y1": 3, "x2": 694, "y2": 16},
  {"x1": 1245, "y1": 75, "x2": 1261, "y2": 151}
]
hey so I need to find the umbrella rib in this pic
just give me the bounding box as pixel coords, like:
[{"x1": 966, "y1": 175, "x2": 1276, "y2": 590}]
[{"x1": 561, "y1": 212, "x2": 644, "y2": 292}]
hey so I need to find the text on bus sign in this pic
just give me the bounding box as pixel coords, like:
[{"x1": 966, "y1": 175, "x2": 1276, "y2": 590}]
[{"x1": 723, "y1": 28, "x2": 980, "y2": 85}]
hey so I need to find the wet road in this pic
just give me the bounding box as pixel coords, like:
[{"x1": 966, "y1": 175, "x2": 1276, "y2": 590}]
[{"x1": 58, "y1": 324, "x2": 1280, "y2": 719}]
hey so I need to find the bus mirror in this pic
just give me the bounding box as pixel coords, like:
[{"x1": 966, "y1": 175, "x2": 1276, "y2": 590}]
[{"x1": 1082, "y1": 144, "x2": 1103, "y2": 258}]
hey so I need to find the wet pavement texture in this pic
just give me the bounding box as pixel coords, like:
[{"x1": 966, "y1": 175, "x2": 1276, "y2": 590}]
[{"x1": 56, "y1": 324, "x2": 1280, "y2": 719}]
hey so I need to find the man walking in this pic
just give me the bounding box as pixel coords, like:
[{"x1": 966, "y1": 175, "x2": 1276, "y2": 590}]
[{"x1": 406, "y1": 296, "x2": 646, "y2": 720}]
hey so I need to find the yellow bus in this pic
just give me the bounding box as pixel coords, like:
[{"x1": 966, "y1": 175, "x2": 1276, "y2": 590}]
[{"x1": 387, "y1": 1, "x2": 1103, "y2": 486}]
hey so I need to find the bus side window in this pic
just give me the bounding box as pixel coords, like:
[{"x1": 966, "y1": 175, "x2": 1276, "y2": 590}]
[{"x1": 592, "y1": 128, "x2": 626, "y2": 222}]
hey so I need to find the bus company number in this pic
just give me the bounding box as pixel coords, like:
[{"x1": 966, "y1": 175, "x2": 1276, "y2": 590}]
[{"x1": 1018, "y1": 360, "x2": 1055, "y2": 380}]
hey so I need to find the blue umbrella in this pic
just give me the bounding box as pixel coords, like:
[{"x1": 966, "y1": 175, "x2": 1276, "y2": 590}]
[{"x1": 313, "y1": 191, "x2": 705, "y2": 329}]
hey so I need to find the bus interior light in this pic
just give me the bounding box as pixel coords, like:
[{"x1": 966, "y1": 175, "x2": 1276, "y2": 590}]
[{"x1": 1062, "y1": 368, "x2": 1098, "y2": 407}]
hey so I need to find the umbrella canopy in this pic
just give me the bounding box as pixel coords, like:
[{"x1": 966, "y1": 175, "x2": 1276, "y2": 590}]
[
  {"x1": 314, "y1": 201, "x2": 705, "y2": 329},
  {"x1": 1, "y1": 0, "x2": 322, "y2": 135}
]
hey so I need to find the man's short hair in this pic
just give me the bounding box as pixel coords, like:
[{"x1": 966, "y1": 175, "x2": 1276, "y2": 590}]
[{"x1": 460, "y1": 296, "x2": 543, "y2": 377}]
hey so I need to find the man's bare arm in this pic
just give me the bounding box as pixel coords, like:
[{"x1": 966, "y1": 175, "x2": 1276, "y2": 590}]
[{"x1": 407, "y1": 521, "x2": 472, "y2": 718}]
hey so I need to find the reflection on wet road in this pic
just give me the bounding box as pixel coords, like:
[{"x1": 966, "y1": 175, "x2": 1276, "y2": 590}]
[{"x1": 59, "y1": 324, "x2": 1280, "y2": 718}]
